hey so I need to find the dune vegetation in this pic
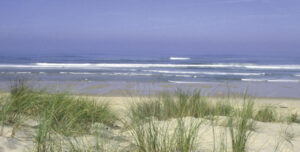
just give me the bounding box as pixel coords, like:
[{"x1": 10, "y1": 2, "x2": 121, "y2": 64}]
[{"x1": 0, "y1": 80, "x2": 299, "y2": 152}]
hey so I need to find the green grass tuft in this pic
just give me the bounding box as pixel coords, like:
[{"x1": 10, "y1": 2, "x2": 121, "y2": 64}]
[
  {"x1": 0, "y1": 80, "x2": 117, "y2": 136},
  {"x1": 129, "y1": 117, "x2": 202, "y2": 152},
  {"x1": 128, "y1": 90, "x2": 234, "y2": 124},
  {"x1": 228, "y1": 97, "x2": 254, "y2": 152},
  {"x1": 254, "y1": 106, "x2": 277, "y2": 122},
  {"x1": 287, "y1": 112, "x2": 300, "y2": 123}
]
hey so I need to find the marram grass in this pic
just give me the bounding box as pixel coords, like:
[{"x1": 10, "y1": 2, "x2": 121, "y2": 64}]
[
  {"x1": 129, "y1": 117, "x2": 202, "y2": 152},
  {"x1": 254, "y1": 105, "x2": 277, "y2": 122},
  {"x1": 0, "y1": 82, "x2": 297, "y2": 152},
  {"x1": 128, "y1": 90, "x2": 234, "y2": 124},
  {"x1": 0, "y1": 81, "x2": 117, "y2": 136}
]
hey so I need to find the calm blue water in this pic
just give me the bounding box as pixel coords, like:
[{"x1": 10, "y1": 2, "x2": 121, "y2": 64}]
[{"x1": 0, "y1": 54, "x2": 300, "y2": 83}]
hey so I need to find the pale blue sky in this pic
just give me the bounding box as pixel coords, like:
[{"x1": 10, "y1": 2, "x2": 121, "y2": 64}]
[{"x1": 0, "y1": 0, "x2": 300, "y2": 56}]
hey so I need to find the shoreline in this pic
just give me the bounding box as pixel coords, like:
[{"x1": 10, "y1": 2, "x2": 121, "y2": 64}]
[
  {"x1": 1, "y1": 80, "x2": 300, "y2": 98},
  {"x1": 2, "y1": 90, "x2": 300, "y2": 100}
]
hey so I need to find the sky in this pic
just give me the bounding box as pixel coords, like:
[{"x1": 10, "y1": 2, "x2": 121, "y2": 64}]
[{"x1": 0, "y1": 0, "x2": 300, "y2": 56}]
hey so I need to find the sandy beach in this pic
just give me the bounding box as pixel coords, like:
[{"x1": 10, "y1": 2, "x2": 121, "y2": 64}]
[
  {"x1": 1, "y1": 91, "x2": 300, "y2": 152},
  {"x1": 1, "y1": 80, "x2": 300, "y2": 98},
  {"x1": 2, "y1": 0, "x2": 300, "y2": 151}
]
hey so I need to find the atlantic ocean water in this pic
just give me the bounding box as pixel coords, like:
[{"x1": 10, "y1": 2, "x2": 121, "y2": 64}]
[{"x1": 0, "y1": 53, "x2": 300, "y2": 98}]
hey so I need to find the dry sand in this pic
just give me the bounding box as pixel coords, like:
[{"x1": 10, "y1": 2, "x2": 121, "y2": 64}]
[{"x1": 1, "y1": 95, "x2": 300, "y2": 152}]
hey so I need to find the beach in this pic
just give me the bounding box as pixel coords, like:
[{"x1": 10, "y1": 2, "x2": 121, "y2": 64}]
[
  {"x1": 0, "y1": 80, "x2": 300, "y2": 98},
  {"x1": 2, "y1": 0, "x2": 300, "y2": 151},
  {"x1": 1, "y1": 89, "x2": 300, "y2": 152},
  {"x1": 0, "y1": 55, "x2": 300, "y2": 151}
]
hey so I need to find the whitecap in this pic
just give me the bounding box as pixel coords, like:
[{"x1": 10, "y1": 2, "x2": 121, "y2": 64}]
[
  {"x1": 101, "y1": 72, "x2": 152, "y2": 76},
  {"x1": 168, "y1": 80, "x2": 204, "y2": 84},
  {"x1": 16, "y1": 72, "x2": 31, "y2": 74},
  {"x1": 144, "y1": 70, "x2": 265, "y2": 76},
  {"x1": 267, "y1": 79, "x2": 299, "y2": 83},
  {"x1": 144, "y1": 70, "x2": 198, "y2": 74},
  {"x1": 169, "y1": 57, "x2": 190, "y2": 60},
  {"x1": 245, "y1": 65, "x2": 300, "y2": 70},
  {"x1": 175, "y1": 75, "x2": 192, "y2": 77},
  {"x1": 69, "y1": 72, "x2": 96, "y2": 75},
  {"x1": 0, "y1": 63, "x2": 300, "y2": 70},
  {"x1": 241, "y1": 79, "x2": 267, "y2": 82},
  {"x1": 200, "y1": 72, "x2": 265, "y2": 76}
]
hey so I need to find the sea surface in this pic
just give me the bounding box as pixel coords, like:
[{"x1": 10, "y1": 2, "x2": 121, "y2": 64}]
[{"x1": 0, "y1": 54, "x2": 300, "y2": 98}]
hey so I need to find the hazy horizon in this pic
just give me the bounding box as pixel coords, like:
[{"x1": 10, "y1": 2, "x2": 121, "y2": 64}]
[{"x1": 1, "y1": 0, "x2": 300, "y2": 56}]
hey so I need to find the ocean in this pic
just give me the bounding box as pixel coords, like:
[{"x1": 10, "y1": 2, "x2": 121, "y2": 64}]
[{"x1": 0, "y1": 54, "x2": 300, "y2": 98}]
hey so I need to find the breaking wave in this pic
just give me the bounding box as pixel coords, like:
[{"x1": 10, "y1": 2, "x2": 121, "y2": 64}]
[
  {"x1": 169, "y1": 57, "x2": 191, "y2": 60},
  {"x1": 101, "y1": 72, "x2": 152, "y2": 76},
  {"x1": 0, "y1": 63, "x2": 300, "y2": 70},
  {"x1": 242, "y1": 79, "x2": 299, "y2": 83},
  {"x1": 144, "y1": 70, "x2": 265, "y2": 76},
  {"x1": 168, "y1": 80, "x2": 205, "y2": 84}
]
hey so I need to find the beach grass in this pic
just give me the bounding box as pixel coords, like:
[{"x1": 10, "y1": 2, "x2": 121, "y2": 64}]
[
  {"x1": 0, "y1": 80, "x2": 117, "y2": 137},
  {"x1": 254, "y1": 105, "x2": 277, "y2": 122},
  {"x1": 287, "y1": 112, "x2": 300, "y2": 123},
  {"x1": 127, "y1": 90, "x2": 261, "y2": 152},
  {"x1": 128, "y1": 90, "x2": 234, "y2": 124},
  {"x1": 0, "y1": 81, "x2": 298, "y2": 152},
  {"x1": 129, "y1": 117, "x2": 202, "y2": 152},
  {"x1": 228, "y1": 97, "x2": 254, "y2": 152}
]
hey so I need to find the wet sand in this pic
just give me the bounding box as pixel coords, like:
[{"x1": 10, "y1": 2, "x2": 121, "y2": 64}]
[{"x1": 0, "y1": 80, "x2": 300, "y2": 98}]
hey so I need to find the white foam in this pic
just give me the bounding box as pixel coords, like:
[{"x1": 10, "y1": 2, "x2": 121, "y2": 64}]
[
  {"x1": 69, "y1": 72, "x2": 96, "y2": 75},
  {"x1": 0, "y1": 63, "x2": 243, "y2": 68},
  {"x1": 37, "y1": 63, "x2": 92, "y2": 68},
  {"x1": 144, "y1": 70, "x2": 198, "y2": 74},
  {"x1": 169, "y1": 57, "x2": 190, "y2": 60},
  {"x1": 200, "y1": 72, "x2": 265, "y2": 76},
  {"x1": 101, "y1": 72, "x2": 152, "y2": 76},
  {"x1": 242, "y1": 79, "x2": 299, "y2": 83},
  {"x1": 39, "y1": 72, "x2": 46, "y2": 74},
  {"x1": 242, "y1": 79, "x2": 267, "y2": 82},
  {"x1": 168, "y1": 80, "x2": 204, "y2": 84},
  {"x1": 0, "y1": 63, "x2": 300, "y2": 70},
  {"x1": 128, "y1": 73, "x2": 152, "y2": 76},
  {"x1": 16, "y1": 72, "x2": 31, "y2": 74},
  {"x1": 0, "y1": 72, "x2": 15, "y2": 74},
  {"x1": 295, "y1": 74, "x2": 300, "y2": 77},
  {"x1": 144, "y1": 70, "x2": 265, "y2": 76},
  {"x1": 267, "y1": 79, "x2": 299, "y2": 83},
  {"x1": 244, "y1": 65, "x2": 300, "y2": 70},
  {"x1": 175, "y1": 75, "x2": 192, "y2": 78},
  {"x1": 59, "y1": 72, "x2": 96, "y2": 75}
]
